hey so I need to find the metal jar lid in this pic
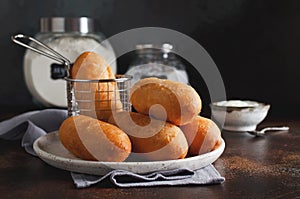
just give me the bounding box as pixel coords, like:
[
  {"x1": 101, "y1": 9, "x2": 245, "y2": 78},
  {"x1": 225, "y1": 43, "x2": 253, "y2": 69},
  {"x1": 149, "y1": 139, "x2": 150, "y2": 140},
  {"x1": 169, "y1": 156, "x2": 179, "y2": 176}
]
[{"x1": 40, "y1": 17, "x2": 95, "y2": 33}]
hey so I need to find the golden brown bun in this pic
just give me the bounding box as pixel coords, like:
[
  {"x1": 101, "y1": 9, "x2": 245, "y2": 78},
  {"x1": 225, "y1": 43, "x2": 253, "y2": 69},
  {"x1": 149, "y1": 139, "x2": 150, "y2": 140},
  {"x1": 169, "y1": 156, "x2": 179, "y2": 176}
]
[
  {"x1": 94, "y1": 66, "x2": 123, "y2": 121},
  {"x1": 180, "y1": 116, "x2": 221, "y2": 155},
  {"x1": 108, "y1": 112, "x2": 188, "y2": 161},
  {"x1": 72, "y1": 51, "x2": 111, "y2": 80},
  {"x1": 71, "y1": 52, "x2": 122, "y2": 121},
  {"x1": 130, "y1": 78, "x2": 201, "y2": 126},
  {"x1": 58, "y1": 115, "x2": 131, "y2": 162}
]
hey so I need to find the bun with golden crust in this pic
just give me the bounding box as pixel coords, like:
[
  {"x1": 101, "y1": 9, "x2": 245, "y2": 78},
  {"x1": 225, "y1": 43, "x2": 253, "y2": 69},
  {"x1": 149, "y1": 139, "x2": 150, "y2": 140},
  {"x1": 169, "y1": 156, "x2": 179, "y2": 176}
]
[
  {"x1": 108, "y1": 112, "x2": 188, "y2": 161},
  {"x1": 180, "y1": 116, "x2": 221, "y2": 155},
  {"x1": 59, "y1": 115, "x2": 131, "y2": 162},
  {"x1": 71, "y1": 51, "x2": 112, "y2": 80},
  {"x1": 130, "y1": 78, "x2": 201, "y2": 126},
  {"x1": 71, "y1": 51, "x2": 122, "y2": 121}
]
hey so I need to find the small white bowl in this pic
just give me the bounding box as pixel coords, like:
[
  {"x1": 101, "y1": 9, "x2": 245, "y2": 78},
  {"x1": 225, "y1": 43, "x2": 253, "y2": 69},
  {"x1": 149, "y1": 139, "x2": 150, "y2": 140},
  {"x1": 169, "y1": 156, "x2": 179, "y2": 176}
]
[{"x1": 210, "y1": 100, "x2": 270, "y2": 132}]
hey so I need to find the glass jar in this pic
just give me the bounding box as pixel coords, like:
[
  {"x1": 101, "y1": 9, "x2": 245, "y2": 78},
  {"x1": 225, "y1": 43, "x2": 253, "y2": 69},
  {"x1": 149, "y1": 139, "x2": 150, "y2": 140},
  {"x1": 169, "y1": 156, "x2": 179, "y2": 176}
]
[
  {"x1": 125, "y1": 43, "x2": 189, "y2": 86},
  {"x1": 23, "y1": 17, "x2": 116, "y2": 107}
]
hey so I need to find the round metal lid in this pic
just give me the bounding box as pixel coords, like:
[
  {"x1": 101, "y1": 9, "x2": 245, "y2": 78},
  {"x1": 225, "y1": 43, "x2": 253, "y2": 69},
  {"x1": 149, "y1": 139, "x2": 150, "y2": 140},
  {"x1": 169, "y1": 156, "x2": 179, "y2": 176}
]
[{"x1": 40, "y1": 17, "x2": 95, "y2": 33}]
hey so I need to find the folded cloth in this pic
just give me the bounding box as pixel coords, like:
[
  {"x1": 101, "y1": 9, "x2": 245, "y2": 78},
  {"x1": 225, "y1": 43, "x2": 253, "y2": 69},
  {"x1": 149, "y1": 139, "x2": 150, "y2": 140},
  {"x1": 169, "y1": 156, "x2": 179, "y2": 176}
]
[
  {"x1": 72, "y1": 165, "x2": 225, "y2": 188},
  {"x1": 0, "y1": 109, "x2": 225, "y2": 188},
  {"x1": 0, "y1": 109, "x2": 68, "y2": 155}
]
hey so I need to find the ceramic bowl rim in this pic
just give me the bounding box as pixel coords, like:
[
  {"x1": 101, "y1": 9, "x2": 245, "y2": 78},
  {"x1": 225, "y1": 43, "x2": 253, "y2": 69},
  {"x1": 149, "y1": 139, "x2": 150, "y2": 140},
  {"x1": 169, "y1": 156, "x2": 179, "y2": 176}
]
[{"x1": 210, "y1": 100, "x2": 270, "y2": 112}]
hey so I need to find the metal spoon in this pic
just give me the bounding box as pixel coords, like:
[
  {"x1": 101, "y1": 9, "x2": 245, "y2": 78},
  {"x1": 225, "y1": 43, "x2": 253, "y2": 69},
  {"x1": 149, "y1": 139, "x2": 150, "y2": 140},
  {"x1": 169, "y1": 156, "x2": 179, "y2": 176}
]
[{"x1": 247, "y1": 126, "x2": 290, "y2": 137}]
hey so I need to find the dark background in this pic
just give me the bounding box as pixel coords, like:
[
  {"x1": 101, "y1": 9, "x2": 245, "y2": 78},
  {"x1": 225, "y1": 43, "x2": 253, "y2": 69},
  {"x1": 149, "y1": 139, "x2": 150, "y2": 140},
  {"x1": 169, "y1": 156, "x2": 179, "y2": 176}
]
[{"x1": 1, "y1": 0, "x2": 299, "y2": 118}]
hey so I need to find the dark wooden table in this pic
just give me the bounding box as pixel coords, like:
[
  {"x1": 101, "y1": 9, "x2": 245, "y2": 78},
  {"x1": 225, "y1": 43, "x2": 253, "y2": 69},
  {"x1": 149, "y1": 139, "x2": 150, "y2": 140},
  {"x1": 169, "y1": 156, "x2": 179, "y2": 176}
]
[{"x1": 0, "y1": 113, "x2": 299, "y2": 199}]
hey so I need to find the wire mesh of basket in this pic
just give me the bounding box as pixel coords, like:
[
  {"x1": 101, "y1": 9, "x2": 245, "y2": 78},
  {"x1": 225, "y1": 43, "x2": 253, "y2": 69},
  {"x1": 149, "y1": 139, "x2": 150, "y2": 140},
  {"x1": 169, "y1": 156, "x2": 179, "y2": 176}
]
[{"x1": 66, "y1": 75, "x2": 132, "y2": 119}]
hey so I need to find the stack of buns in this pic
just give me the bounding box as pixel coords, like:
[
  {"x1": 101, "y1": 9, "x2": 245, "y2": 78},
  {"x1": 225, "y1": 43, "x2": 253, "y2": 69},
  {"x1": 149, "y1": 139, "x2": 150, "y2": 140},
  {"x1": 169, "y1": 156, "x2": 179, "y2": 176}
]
[
  {"x1": 59, "y1": 51, "x2": 222, "y2": 162},
  {"x1": 129, "y1": 78, "x2": 221, "y2": 157}
]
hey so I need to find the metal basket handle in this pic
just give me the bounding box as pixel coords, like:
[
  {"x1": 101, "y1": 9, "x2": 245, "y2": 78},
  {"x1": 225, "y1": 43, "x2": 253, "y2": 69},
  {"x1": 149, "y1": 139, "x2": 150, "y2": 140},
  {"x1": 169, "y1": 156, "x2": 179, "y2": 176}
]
[{"x1": 11, "y1": 34, "x2": 71, "y2": 75}]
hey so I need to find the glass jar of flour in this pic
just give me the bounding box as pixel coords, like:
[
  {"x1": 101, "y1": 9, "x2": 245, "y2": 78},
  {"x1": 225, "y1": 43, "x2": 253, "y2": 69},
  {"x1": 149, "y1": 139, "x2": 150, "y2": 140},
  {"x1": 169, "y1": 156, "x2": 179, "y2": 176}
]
[
  {"x1": 125, "y1": 43, "x2": 189, "y2": 86},
  {"x1": 23, "y1": 17, "x2": 116, "y2": 107}
]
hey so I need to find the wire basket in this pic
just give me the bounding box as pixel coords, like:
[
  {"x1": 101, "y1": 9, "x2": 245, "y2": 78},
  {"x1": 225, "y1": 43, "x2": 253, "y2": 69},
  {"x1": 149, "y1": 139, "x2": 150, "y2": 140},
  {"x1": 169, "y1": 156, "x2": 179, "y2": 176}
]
[{"x1": 66, "y1": 75, "x2": 132, "y2": 120}]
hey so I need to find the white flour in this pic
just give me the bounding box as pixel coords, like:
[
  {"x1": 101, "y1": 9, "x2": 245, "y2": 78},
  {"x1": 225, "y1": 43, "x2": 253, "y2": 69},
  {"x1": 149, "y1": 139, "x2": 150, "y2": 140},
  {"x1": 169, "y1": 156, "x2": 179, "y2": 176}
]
[{"x1": 214, "y1": 100, "x2": 259, "y2": 107}]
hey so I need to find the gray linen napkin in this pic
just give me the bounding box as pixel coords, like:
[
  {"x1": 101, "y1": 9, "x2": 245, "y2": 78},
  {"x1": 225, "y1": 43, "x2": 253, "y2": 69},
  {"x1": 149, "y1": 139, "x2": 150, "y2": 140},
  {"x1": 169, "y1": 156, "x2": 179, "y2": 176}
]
[
  {"x1": 0, "y1": 109, "x2": 225, "y2": 188},
  {"x1": 0, "y1": 109, "x2": 68, "y2": 155},
  {"x1": 72, "y1": 165, "x2": 225, "y2": 188}
]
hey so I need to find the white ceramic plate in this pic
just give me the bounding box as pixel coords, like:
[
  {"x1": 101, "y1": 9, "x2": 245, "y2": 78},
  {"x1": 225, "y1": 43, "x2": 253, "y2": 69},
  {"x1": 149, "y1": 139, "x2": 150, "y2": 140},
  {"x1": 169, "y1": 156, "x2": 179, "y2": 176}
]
[{"x1": 33, "y1": 131, "x2": 225, "y2": 175}]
